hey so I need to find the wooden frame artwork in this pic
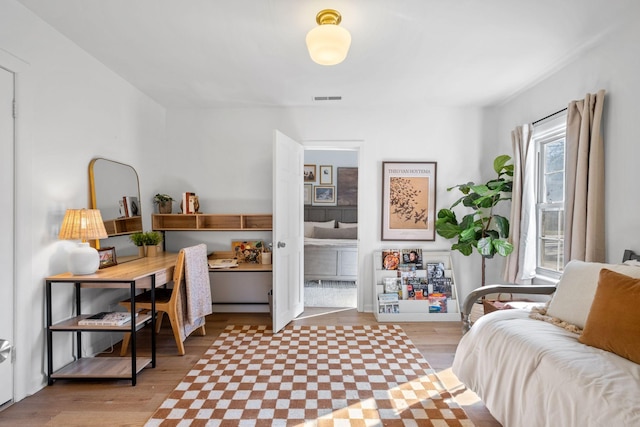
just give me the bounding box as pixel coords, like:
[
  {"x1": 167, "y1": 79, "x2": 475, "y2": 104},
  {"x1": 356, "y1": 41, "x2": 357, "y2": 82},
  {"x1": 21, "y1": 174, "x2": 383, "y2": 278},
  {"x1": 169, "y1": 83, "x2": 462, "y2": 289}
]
[
  {"x1": 319, "y1": 165, "x2": 333, "y2": 184},
  {"x1": 381, "y1": 161, "x2": 437, "y2": 241},
  {"x1": 313, "y1": 185, "x2": 335, "y2": 204},
  {"x1": 304, "y1": 164, "x2": 316, "y2": 182},
  {"x1": 98, "y1": 246, "x2": 117, "y2": 268},
  {"x1": 337, "y1": 167, "x2": 358, "y2": 206},
  {"x1": 304, "y1": 184, "x2": 312, "y2": 205}
]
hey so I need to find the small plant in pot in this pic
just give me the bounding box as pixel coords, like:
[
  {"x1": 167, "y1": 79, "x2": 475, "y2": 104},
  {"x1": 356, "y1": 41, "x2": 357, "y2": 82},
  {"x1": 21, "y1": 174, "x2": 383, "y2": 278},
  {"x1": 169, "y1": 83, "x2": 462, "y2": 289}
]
[
  {"x1": 144, "y1": 231, "x2": 163, "y2": 257},
  {"x1": 154, "y1": 193, "x2": 173, "y2": 214},
  {"x1": 129, "y1": 232, "x2": 147, "y2": 257}
]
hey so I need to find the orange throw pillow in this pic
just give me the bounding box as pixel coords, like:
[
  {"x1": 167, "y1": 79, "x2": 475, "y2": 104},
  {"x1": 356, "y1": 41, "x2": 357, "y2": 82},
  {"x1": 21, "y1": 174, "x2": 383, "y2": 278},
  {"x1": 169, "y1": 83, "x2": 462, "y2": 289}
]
[{"x1": 579, "y1": 268, "x2": 640, "y2": 364}]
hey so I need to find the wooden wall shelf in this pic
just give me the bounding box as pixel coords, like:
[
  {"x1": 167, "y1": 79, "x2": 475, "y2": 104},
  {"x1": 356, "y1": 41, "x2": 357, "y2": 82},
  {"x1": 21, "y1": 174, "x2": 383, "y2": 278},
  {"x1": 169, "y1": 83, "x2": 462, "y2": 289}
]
[
  {"x1": 103, "y1": 216, "x2": 143, "y2": 236},
  {"x1": 152, "y1": 214, "x2": 272, "y2": 231}
]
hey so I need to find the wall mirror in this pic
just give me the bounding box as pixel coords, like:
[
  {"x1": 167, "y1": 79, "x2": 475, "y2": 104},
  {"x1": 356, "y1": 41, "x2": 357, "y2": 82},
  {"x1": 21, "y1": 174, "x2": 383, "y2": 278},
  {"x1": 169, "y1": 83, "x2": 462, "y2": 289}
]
[{"x1": 89, "y1": 158, "x2": 143, "y2": 262}]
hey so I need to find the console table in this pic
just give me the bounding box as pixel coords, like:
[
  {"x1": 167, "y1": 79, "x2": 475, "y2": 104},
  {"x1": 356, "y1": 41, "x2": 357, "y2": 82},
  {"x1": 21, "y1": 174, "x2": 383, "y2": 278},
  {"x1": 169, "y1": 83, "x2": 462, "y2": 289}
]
[{"x1": 45, "y1": 253, "x2": 177, "y2": 386}]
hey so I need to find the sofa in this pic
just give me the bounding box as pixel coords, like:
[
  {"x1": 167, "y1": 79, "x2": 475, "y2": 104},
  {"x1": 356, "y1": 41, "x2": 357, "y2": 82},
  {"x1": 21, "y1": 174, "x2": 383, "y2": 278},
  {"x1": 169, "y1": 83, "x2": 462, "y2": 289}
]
[{"x1": 453, "y1": 258, "x2": 640, "y2": 427}]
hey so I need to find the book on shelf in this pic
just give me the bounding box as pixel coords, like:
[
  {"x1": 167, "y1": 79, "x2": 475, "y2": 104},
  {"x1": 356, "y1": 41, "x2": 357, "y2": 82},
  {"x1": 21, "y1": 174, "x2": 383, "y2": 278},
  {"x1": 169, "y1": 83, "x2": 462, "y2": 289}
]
[
  {"x1": 124, "y1": 196, "x2": 140, "y2": 217},
  {"x1": 379, "y1": 303, "x2": 400, "y2": 314},
  {"x1": 208, "y1": 258, "x2": 238, "y2": 269},
  {"x1": 378, "y1": 292, "x2": 399, "y2": 303},
  {"x1": 78, "y1": 311, "x2": 135, "y2": 326},
  {"x1": 401, "y1": 249, "x2": 424, "y2": 269},
  {"x1": 426, "y1": 262, "x2": 446, "y2": 282},
  {"x1": 381, "y1": 249, "x2": 401, "y2": 270},
  {"x1": 182, "y1": 192, "x2": 196, "y2": 214},
  {"x1": 431, "y1": 277, "x2": 453, "y2": 298},
  {"x1": 428, "y1": 293, "x2": 448, "y2": 313}
]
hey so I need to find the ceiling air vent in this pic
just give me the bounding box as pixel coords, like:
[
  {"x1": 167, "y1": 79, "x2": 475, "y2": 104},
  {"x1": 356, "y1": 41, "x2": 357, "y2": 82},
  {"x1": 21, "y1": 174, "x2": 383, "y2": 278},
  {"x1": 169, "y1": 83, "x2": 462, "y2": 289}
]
[{"x1": 313, "y1": 96, "x2": 342, "y2": 101}]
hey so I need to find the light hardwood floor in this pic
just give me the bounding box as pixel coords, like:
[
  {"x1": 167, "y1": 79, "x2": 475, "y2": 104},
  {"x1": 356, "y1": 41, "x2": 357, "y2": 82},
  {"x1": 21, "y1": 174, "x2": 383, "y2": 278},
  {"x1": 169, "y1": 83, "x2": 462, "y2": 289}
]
[{"x1": 0, "y1": 309, "x2": 500, "y2": 427}]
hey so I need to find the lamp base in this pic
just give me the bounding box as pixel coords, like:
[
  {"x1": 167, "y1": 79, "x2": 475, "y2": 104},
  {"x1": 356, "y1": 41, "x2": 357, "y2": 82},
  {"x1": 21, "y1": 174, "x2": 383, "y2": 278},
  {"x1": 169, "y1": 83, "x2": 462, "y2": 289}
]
[{"x1": 68, "y1": 242, "x2": 100, "y2": 275}]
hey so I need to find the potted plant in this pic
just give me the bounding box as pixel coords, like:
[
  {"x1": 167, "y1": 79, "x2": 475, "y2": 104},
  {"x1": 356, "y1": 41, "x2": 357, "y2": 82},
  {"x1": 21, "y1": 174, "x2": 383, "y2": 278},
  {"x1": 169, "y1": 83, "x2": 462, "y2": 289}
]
[
  {"x1": 435, "y1": 154, "x2": 514, "y2": 286},
  {"x1": 144, "y1": 231, "x2": 163, "y2": 257},
  {"x1": 154, "y1": 193, "x2": 173, "y2": 214},
  {"x1": 129, "y1": 231, "x2": 147, "y2": 257}
]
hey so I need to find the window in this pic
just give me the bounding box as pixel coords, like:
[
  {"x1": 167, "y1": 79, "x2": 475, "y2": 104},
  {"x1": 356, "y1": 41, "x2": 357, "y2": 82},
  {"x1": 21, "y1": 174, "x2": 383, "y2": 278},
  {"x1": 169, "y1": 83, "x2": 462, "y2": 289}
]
[{"x1": 533, "y1": 114, "x2": 566, "y2": 277}]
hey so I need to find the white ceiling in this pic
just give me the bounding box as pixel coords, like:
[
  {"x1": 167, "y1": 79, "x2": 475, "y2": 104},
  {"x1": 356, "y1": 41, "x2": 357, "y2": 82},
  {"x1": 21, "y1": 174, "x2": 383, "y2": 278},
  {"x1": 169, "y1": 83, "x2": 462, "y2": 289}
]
[{"x1": 16, "y1": 0, "x2": 637, "y2": 109}]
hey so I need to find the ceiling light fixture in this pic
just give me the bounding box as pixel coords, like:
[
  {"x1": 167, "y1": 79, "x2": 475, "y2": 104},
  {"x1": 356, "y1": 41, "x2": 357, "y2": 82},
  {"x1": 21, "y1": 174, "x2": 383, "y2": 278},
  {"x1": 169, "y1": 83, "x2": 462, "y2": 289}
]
[{"x1": 306, "y1": 9, "x2": 351, "y2": 66}]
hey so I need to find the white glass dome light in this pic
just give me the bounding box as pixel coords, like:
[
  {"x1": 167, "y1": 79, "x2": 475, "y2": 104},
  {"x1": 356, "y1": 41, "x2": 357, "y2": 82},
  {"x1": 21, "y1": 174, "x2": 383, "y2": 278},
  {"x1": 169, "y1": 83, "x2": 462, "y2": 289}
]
[{"x1": 306, "y1": 9, "x2": 352, "y2": 66}]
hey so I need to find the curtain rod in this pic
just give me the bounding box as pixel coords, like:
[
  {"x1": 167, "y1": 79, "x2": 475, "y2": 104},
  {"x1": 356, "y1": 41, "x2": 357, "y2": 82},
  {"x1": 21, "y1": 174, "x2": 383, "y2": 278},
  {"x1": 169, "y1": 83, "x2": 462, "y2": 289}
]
[{"x1": 532, "y1": 107, "x2": 567, "y2": 125}]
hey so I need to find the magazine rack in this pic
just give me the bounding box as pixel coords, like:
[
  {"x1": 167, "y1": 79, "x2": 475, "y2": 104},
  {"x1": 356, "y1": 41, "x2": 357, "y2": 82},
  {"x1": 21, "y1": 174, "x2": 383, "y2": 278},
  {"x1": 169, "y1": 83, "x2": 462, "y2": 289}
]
[{"x1": 373, "y1": 250, "x2": 460, "y2": 322}]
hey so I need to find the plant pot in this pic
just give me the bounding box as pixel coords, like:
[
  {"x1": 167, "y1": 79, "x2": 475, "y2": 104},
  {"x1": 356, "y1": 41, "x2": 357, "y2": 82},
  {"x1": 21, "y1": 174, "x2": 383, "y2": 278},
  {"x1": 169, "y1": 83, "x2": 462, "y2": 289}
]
[
  {"x1": 147, "y1": 245, "x2": 159, "y2": 257},
  {"x1": 158, "y1": 201, "x2": 172, "y2": 214},
  {"x1": 138, "y1": 246, "x2": 146, "y2": 257}
]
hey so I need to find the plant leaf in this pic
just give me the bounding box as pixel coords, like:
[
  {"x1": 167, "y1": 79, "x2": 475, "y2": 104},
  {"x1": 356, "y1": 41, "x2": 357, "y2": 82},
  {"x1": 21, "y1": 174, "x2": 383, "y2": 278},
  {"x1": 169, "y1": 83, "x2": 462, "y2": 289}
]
[
  {"x1": 436, "y1": 222, "x2": 461, "y2": 239},
  {"x1": 494, "y1": 239, "x2": 514, "y2": 257},
  {"x1": 493, "y1": 215, "x2": 510, "y2": 238},
  {"x1": 477, "y1": 236, "x2": 494, "y2": 257},
  {"x1": 493, "y1": 155, "x2": 511, "y2": 174},
  {"x1": 452, "y1": 242, "x2": 474, "y2": 256}
]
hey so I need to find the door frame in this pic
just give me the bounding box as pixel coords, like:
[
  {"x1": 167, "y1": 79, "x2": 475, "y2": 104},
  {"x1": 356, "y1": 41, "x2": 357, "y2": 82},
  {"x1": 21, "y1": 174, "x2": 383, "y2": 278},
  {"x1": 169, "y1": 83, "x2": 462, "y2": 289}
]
[{"x1": 302, "y1": 140, "x2": 364, "y2": 311}]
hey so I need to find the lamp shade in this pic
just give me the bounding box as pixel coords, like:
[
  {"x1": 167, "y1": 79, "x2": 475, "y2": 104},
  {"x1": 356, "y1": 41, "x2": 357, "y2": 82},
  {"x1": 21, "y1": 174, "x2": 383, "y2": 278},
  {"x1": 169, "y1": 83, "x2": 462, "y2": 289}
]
[
  {"x1": 306, "y1": 9, "x2": 351, "y2": 66},
  {"x1": 59, "y1": 209, "x2": 108, "y2": 275}
]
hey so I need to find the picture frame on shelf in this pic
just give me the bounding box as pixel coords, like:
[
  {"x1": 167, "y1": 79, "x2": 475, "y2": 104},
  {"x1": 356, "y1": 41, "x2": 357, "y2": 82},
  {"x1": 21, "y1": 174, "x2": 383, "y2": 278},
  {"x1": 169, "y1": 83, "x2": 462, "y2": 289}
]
[
  {"x1": 381, "y1": 161, "x2": 437, "y2": 241},
  {"x1": 313, "y1": 185, "x2": 335, "y2": 204},
  {"x1": 304, "y1": 184, "x2": 312, "y2": 205},
  {"x1": 304, "y1": 164, "x2": 316, "y2": 182},
  {"x1": 97, "y1": 246, "x2": 117, "y2": 269},
  {"x1": 319, "y1": 165, "x2": 333, "y2": 184}
]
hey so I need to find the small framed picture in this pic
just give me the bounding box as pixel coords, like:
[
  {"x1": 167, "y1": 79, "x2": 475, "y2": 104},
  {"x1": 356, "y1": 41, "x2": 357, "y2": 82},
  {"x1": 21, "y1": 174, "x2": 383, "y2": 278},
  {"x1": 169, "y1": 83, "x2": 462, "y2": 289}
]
[
  {"x1": 319, "y1": 165, "x2": 333, "y2": 184},
  {"x1": 98, "y1": 246, "x2": 117, "y2": 269},
  {"x1": 304, "y1": 184, "x2": 312, "y2": 205},
  {"x1": 313, "y1": 185, "x2": 335, "y2": 204},
  {"x1": 304, "y1": 164, "x2": 316, "y2": 182}
]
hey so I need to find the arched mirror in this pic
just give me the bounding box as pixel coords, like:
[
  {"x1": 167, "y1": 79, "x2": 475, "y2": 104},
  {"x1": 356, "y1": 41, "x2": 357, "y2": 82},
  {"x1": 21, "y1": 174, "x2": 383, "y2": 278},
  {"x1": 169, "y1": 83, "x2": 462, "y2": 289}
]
[{"x1": 89, "y1": 158, "x2": 143, "y2": 262}]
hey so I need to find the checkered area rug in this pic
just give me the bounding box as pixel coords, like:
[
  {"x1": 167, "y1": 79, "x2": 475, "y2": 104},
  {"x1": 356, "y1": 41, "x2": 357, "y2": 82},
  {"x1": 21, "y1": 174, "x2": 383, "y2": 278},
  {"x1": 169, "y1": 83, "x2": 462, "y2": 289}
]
[{"x1": 145, "y1": 324, "x2": 474, "y2": 426}]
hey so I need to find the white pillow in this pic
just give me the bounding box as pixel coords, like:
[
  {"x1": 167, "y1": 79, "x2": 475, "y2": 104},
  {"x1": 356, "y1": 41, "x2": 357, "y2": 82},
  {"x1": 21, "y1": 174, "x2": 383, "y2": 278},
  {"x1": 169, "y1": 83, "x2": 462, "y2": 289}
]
[
  {"x1": 338, "y1": 222, "x2": 357, "y2": 229},
  {"x1": 304, "y1": 220, "x2": 335, "y2": 237},
  {"x1": 546, "y1": 260, "x2": 640, "y2": 329}
]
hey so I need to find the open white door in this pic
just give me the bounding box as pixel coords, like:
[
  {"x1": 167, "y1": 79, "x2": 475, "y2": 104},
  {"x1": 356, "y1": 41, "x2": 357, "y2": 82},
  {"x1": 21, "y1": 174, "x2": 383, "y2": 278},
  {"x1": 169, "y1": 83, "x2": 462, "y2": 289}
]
[
  {"x1": 272, "y1": 130, "x2": 304, "y2": 333},
  {"x1": 0, "y1": 67, "x2": 15, "y2": 408}
]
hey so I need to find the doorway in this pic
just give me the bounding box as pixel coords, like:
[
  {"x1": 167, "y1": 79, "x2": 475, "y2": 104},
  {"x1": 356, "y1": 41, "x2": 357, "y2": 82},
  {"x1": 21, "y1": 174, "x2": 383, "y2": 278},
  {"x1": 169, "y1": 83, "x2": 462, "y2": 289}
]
[{"x1": 302, "y1": 147, "x2": 359, "y2": 312}]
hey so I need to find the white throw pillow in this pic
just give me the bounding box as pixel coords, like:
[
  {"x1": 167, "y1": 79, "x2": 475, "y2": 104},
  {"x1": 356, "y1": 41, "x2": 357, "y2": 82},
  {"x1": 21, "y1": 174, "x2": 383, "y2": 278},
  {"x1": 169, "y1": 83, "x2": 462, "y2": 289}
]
[
  {"x1": 546, "y1": 260, "x2": 640, "y2": 329},
  {"x1": 338, "y1": 222, "x2": 357, "y2": 229},
  {"x1": 304, "y1": 220, "x2": 335, "y2": 237}
]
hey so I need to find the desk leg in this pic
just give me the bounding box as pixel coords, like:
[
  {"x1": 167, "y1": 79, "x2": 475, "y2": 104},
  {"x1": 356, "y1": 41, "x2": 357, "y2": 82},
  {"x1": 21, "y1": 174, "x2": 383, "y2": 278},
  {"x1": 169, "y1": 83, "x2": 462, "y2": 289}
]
[
  {"x1": 46, "y1": 281, "x2": 53, "y2": 386},
  {"x1": 130, "y1": 281, "x2": 136, "y2": 386},
  {"x1": 151, "y1": 275, "x2": 156, "y2": 368},
  {"x1": 74, "y1": 282, "x2": 82, "y2": 360}
]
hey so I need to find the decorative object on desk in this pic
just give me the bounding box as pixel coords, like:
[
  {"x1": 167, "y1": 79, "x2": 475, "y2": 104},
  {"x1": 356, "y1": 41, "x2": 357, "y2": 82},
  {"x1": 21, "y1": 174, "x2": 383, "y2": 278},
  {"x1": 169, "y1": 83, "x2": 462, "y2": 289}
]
[
  {"x1": 58, "y1": 209, "x2": 109, "y2": 275},
  {"x1": 382, "y1": 161, "x2": 437, "y2": 241},
  {"x1": 208, "y1": 258, "x2": 238, "y2": 269},
  {"x1": 144, "y1": 231, "x2": 163, "y2": 257},
  {"x1": 97, "y1": 246, "x2": 117, "y2": 268},
  {"x1": 154, "y1": 193, "x2": 173, "y2": 214},
  {"x1": 319, "y1": 165, "x2": 333, "y2": 184},
  {"x1": 313, "y1": 185, "x2": 335, "y2": 204},
  {"x1": 260, "y1": 251, "x2": 272, "y2": 265},
  {"x1": 180, "y1": 192, "x2": 199, "y2": 214},
  {"x1": 337, "y1": 167, "x2": 358, "y2": 206},
  {"x1": 129, "y1": 231, "x2": 147, "y2": 257},
  {"x1": 435, "y1": 154, "x2": 513, "y2": 286},
  {"x1": 304, "y1": 164, "x2": 316, "y2": 182},
  {"x1": 232, "y1": 240, "x2": 263, "y2": 263}
]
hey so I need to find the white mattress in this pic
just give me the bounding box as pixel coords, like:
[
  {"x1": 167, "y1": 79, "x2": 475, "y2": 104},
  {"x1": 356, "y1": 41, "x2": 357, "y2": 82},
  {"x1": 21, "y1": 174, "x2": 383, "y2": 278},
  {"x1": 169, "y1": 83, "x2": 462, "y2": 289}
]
[
  {"x1": 304, "y1": 237, "x2": 357, "y2": 247},
  {"x1": 453, "y1": 309, "x2": 640, "y2": 427}
]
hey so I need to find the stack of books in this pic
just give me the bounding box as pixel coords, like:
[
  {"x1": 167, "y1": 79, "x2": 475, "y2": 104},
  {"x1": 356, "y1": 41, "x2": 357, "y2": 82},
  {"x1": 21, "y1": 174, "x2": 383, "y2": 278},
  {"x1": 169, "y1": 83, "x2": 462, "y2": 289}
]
[{"x1": 78, "y1": 312, "x2": 134, "y2": 326}]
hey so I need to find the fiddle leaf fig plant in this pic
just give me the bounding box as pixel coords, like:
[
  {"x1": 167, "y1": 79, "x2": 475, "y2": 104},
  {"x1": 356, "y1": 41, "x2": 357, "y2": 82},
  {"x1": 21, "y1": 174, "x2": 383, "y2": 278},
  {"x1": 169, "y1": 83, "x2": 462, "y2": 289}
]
[{"x1": 436, "y1": 155, "x2": 514, "y2": 284}]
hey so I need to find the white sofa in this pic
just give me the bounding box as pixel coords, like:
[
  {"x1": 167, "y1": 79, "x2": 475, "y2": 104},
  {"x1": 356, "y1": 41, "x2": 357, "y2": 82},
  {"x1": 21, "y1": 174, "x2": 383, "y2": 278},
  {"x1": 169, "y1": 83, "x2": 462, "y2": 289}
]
[{"x1": 453, "y1": 260, "x2": 640, "y2": 427}]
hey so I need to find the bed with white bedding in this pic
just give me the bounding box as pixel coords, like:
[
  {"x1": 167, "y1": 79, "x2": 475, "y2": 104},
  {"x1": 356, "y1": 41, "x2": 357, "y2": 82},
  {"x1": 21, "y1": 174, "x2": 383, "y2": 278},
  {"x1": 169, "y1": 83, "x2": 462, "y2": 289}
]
[
  {"x1": 453, "y1": 257, "x2": 640, "y2": 427},
  {"x1": 303, "y1": 206, "x2": 358, "y2": 282}
]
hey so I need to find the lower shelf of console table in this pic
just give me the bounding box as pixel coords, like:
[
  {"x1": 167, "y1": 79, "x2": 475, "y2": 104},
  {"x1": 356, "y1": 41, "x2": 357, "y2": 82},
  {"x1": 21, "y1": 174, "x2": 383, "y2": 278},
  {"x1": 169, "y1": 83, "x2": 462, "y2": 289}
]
[{"x1": 51, "y1": 357, "x2": 152, "y2": 381}]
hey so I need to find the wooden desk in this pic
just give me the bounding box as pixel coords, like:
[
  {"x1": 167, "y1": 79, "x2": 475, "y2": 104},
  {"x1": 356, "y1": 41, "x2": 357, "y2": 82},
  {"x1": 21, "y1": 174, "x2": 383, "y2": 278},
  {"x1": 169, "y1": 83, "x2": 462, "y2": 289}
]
[
  {"x1": 209, "y1": 262, "x2": 273, "y2": 313},
  {"x1": 45, "y1": 253, "x2": 177, "y2": 386}
]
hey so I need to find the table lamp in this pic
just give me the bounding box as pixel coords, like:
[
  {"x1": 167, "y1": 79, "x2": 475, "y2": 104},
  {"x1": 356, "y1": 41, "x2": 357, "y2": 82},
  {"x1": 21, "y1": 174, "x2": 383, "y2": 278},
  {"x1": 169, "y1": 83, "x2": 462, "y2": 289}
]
[{"x1": 58, "y1": 209, "x2": 108, "y2": 275}]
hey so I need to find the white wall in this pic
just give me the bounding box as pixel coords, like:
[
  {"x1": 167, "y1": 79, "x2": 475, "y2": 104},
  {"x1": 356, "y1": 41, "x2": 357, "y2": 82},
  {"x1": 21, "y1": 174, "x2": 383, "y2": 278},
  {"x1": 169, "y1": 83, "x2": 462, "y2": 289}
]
[
  {"x1": 1, "y1": 0, "x2": 166, "y2": 401},
  {"x1": 158, "y1": 106, "x2": 486, "y2": 313},
  {"x1": 484, "y1": 15, "x2": 640, "y2": 282}
]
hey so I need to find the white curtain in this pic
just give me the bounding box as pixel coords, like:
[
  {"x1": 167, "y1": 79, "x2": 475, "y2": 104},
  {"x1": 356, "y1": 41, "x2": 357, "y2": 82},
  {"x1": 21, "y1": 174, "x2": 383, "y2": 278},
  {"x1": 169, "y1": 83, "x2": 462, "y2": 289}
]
[
  {"x1": 503, "y1": 124, "x2": 536, "y2": 283},
  {"x1": 564, "y1": 90, "x2": 606, "y2": 263}
]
